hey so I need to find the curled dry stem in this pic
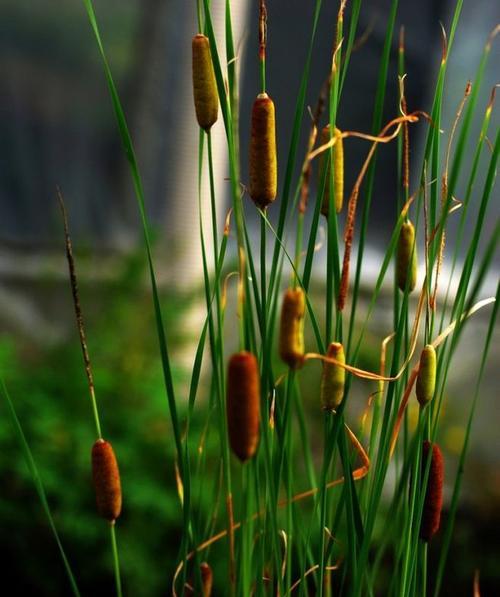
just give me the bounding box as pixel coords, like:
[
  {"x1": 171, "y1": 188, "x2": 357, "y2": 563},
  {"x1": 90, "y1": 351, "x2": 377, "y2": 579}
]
[
  {"x1": 335, "y1": 111, "x2": 432, "y2": 310},
  {"x1": 430, "y1": 81, "x2": 472, "y2": 309},
  {"x1": 221, "y1": 271, "x2": 239, "y2": 312},
  {"x1": 389, "y1": 296, "x2": 496, "y2": 457},
  {"x1": 287, "y1": 559, "x2": 342, "y2": 595},
  {"x1": 360, "y1": 332, "x2": 396, "y2": 431},
  {"x1": 172, "y1": 423, "x2": 370, "y2": 591}
]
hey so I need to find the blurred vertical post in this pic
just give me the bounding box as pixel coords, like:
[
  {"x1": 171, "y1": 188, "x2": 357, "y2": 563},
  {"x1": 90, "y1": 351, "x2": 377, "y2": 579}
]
[{"x1": 131, "y1": 1, "x2": 252, "y2": 288}]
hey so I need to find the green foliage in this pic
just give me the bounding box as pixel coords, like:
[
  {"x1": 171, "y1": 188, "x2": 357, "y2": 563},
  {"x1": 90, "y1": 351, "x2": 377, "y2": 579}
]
[{"x1": 0, "y1": 254, "x2": 214, "y2": 595}]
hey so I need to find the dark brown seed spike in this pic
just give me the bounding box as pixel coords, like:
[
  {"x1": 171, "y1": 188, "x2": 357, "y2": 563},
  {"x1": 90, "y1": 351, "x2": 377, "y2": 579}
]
[{"x1": 91, "y1": 439, "x2": 122, "y2": 522}]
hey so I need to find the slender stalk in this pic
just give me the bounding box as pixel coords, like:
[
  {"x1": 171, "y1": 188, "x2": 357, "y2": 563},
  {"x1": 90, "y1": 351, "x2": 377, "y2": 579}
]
[{"x1": 110, "y1": 524, "x2": 123, "y2": 597}]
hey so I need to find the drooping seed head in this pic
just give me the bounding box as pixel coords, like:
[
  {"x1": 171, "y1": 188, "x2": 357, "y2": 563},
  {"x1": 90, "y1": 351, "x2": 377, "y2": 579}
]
[
  {"x1": 279, "y1": 287, "x2": 306, "y2": 369},
  {"x1": 420, "y1": 440, "x2": 444, "y2": 542},
  {"x1": 320, "y1": 342, "x2": 346, "y2": 410},
  {"x1": 192, "y1": 34, "x2": 218, "y2": 131},
  {"x1": 91, "y1": 439, "x2": 122, "y2": 522},
  {"x1": 396, "y1": 220, "x2": 417, "y2": 292},
  {"x1": 416, "y1": 344, "x2": 436, "y2": 406},
  {"x1": 319, "y1": 125, "x2": 344, "y2": 216},
  {"x1": 226, "y1": 351, "x2": 261, "y2": 462},
  {"x1": 249, "y1": 93, "x2": 277, "y2": 209}
]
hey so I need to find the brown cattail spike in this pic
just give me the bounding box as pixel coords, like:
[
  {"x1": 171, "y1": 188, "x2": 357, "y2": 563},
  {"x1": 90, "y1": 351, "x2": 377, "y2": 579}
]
[
  {"x1": 200, "y1": 562, "x2": 213, "y2": 597},
  {"x1": 226, "y1": 352, "x2": 261, "y2": 462},
  {"x1": 91, "y1": 439, "x2": 122, "y2": 522},
  {"x1": 319, "y1": 125, "x2": 344, "y2": 216},
  {"x1": 396, "y1": 220, "x2": 417, "y2": 292},
  {"x1": 185, "y1": 563, "x2": 213, "y2": 597},
  {"x1": 320, "y1": 342, "x2": 346, "y2": 410},
  {"x1": 192, "y1": 34, "x2": 218, "y2": 131},
  {"x1": 249, "y1": 93, "x2": 277, "y2": 208},
  {"x1": 420, "y1": 441, "x2": 444, "y2": 542},
  {"x1": 279, "y1": 287, "x2": 306, "y2": 369},
  {"x1": 416, "y1": 344, "x2": 436, "y2": 406}
]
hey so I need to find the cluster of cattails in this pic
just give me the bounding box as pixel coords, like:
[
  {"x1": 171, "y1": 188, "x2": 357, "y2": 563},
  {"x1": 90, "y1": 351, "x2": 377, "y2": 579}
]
[
  {"x1": 419, "y1": 441, "x2": 444, "y2": 542},
  {"x1": 91, "y1": 439, "x2": 122, "y2": 523},
  {"x1": 318, "y1": 125, "x2": 344, "y2": 216},
  {"x1": 396, "y1": 220, "x2": 417, "y2": 292},
  {"x1": 279, "y1": 287, "x2": 306, "y2": 369}
]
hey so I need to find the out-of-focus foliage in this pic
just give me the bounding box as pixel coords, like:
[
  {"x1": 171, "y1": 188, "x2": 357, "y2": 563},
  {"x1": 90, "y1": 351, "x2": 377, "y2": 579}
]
[{"x1": 0, "y1": 253, "x2": 212, "y2": 596}]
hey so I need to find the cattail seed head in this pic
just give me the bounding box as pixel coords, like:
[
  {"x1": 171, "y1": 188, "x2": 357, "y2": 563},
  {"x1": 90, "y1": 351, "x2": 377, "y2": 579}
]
[
  {"x1": 320, "y1": 342, "x2": 346, "y2": 410},
  {"x1": 396, "y1": 220, "x2": 417, "y2": 292},
  {"x1": 200, "y1": 562, "x2": 213, "y2": 597},
  {"x1": 420, "y1": 441, "x2": 444, "y2": 542},
  {"x1": 319, "y1": 125, "x2": 344, "y2": 216},
  {"x1": 192, "y1": 34, "x2": 218, "y2": 131},
  {"x1": 416, "y1": 344, "x2": 436, "y2": 406},
  {"x1": 279, "y1": 287, "x2": 306, "y2": 369},
  {"x1": 226, "y1": 351, "x2": 261, "y2": 462},
  {"x1": 249, "y1": 93, "x2": 277, "y2": 208},
  {"x1": 91, "y1": 439, "x2": 122, "y2": 522},
  {"x1": 185, "y1": 562, "x2": 213, "y2": 597}
]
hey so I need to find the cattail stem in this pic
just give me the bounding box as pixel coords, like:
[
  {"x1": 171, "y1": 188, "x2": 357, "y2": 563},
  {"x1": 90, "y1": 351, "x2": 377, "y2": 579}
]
[
  {"x1": 421, "y1": 530, "x2": 428, "y2": 597},
  {"x1": 110, "y1": 523, "x2": 123, "y2": 597},
  {"x1": 57, "y1": 189, "x2": 103, "y2": 439},
  {"x1": 260, "y1": 55, "x2": 266, "y2": 96},
  {"x1": 196, "y1": 1, "x2": 203, "y2": 33},
  {"x1": 293, "y1": 212, "x2": 305, "y2": 287},
  {"x1": 260, "y1": 211, "x2": 267, "y2": 322},
  {"x1": 259, "y1": 0, "x2": 267, "y2": 93},
  {"x1": 207, "y1": 132, "x2": 218, "y2": 254}
]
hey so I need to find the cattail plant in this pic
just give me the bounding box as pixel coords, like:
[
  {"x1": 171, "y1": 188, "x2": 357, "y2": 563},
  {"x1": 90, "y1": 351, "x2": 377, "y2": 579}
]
[
  {"x1": 420, "y1": 441, "x2": 444, "y2": 542},
  {"x1": 91, "y1": 439, "x2": 122, "y2": 522},
  {"x1": 192, "y1": 34, "x2": 218, "y2": 131},
  {"x1": 416, "y1": 344, "x2": 437, "y2": 406},
  {"x1": 279, "y1": 287, "x2": 306, "y2": 369},
  {"x1": 320, "y1": 342, "x2": 346, "y2": 410},
  {"x1": 396, "y1": 220, "x2": 417, "y2": 292},
  {"x1": 226, "y1": 351, "x2": 261, "y2": 462},
  {"x1": 249, "y1": 93, "x2": 277, "y2": 208},
  {"x1": 21, "y1": 2, "x2": 496, "y2": 595},
  {"x1": 185, "y1": 562, "x2": 213, "y2": 597},
  {"x1": 319, "y1": 125, "x2": 344, "y2": 216}
]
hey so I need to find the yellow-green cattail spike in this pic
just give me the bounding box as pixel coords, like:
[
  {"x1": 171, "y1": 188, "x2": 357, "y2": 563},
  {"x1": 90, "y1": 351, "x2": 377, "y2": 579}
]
[
  {"x1": 249, "y1": 93, "x2": 277, "y2": 208},
  {"x1": 192, "y1": 34, "x2": 218, "y2": 131},
  {"x1": 396, "y1": 220, "x2": 417, "y2": 292},
  {"x1": 416, "y1": 344, "x2": 436, "y2": 406},
  {"x1": 320, "y1": 342, "x2": 346, "y2": 410},
  {"x1": 279, "y1": 287, "x2": 305, "y2": 369},
  {"x1": 319, "y1": 125, "x2": 344, "y2": 216}
]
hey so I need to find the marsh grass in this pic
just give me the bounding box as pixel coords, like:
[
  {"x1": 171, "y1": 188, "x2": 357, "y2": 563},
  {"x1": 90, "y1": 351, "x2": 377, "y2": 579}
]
[{"x1": 1, "y1": 0, "x2": 498, "y2": 595}]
